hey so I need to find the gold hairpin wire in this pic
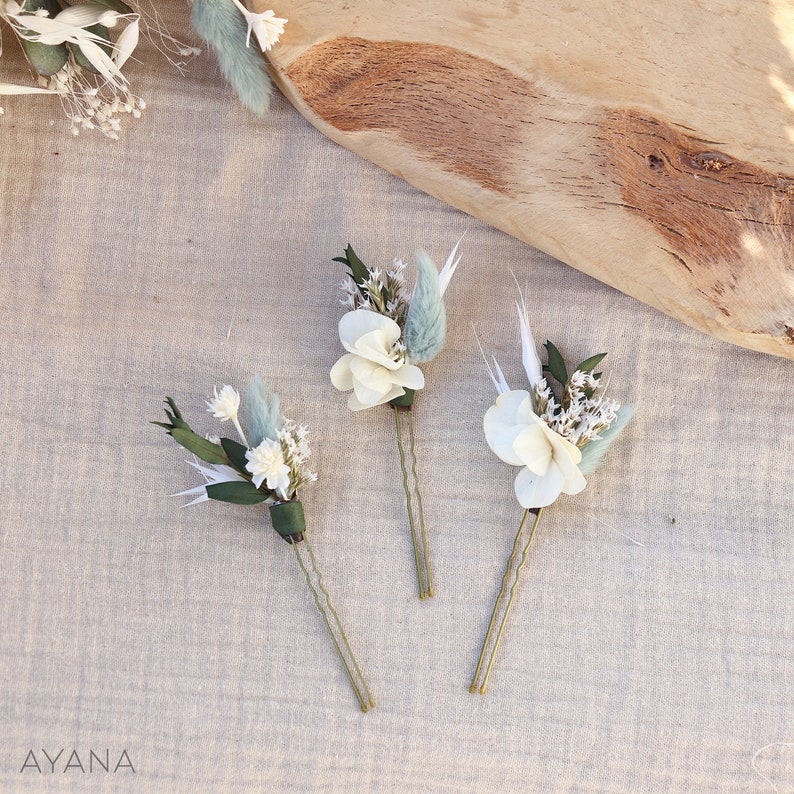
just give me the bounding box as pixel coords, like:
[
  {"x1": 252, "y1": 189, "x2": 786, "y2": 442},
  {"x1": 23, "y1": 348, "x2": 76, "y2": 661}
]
[
  {"x1": 470, "y1": 508, "x2": 543, "y2": 695},
  {"x1": 393, "y1": 405, "x2": 434, "y2": 599}
]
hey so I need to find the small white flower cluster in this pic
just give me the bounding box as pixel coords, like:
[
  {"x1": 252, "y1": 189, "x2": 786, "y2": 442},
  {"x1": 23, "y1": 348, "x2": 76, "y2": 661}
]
[
  {"x1": 277, "y1": 419, "x2": 318, "y2": 496},
  {"x1": 534, "y1": 370, "x2": 620, "y2": 448},
  {"x1": 38, "y1": 63, "x2": 145, "y2": 139},
  {"x1": 340, "y1": 258, "x2": 410, "y2": 326},
  {"x1": 165, "y1": 385, "x2": 318, "y2": 507},
  {"x1": 206, "y1": 384, "x2": 316, "y2": 501}
]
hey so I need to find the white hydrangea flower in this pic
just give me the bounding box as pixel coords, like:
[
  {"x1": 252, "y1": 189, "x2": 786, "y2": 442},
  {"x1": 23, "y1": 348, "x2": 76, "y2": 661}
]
[
  {"x1": 245, "y1": 438, "x2": 291, "y2": 497},
  {"x1": 484, "y1": 390, "x2": 586, "y2": 508},
  {"x1": 330, "y1": 310, "x2": 425, "y2": 411}
]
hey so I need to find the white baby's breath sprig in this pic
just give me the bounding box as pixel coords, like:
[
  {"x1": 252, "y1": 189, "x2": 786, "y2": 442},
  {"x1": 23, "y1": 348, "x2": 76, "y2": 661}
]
[
  {"x1": 329, "y1": 239, "x2": 464, "y2": 600},
  {"x1": 155, "y1": 380, "x2": 373, "y2": 713},
  {"x1": 470, "y1": 286, "x2": 633, "y2": 695},
  {"x1": 277, "y1": 419, "x2": 318, "y2": 494}
]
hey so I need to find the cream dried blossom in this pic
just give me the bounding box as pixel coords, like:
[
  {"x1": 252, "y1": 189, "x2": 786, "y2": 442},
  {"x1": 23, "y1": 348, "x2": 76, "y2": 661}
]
[
  {"x1": 330, "y1": 310, "x2": 425, "y2": 410},
  {"x1": 484, "y1": 389, "x2": 587, "y2": 508},
  {"x1": 206, "y1": 384, "x2": 241, "y2": 421},
  {"x1": 245, "y1": 438, "x2": 291, "y2": 497},
  {"x1": 229, "y1": 0, "x2": 286, "y2": 52},
  {"x1": 207, "y1": 384, "x2": 249, "y2": 447}
]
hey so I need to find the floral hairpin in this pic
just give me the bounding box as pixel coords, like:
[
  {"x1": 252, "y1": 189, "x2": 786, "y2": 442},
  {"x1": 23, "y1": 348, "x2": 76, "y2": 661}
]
[
  {"x1": 469, "y1": 288, "x2": 633, "y2": 694},
  {"x1": 154, "y1": 378, "x2": 375, "y2": 712},
  {"x1": 329, "y1": 241, "x2": 462, "y2": 600}
]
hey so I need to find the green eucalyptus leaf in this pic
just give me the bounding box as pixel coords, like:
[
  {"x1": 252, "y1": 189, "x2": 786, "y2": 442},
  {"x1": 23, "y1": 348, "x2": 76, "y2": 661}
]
[
  {"x1": 89, "y1": 0, "x2": 135, "y2": 13},
  {"x1": 543, "y1": 340, "x2": 568, "y2": 385},
  {"x1": 206, "y1": 481, "x2": 270, "y2": 505},
  {"x1": 269, "y1": 500, "x2": 306, "y2": 538},
  {"x1": 575, "y1": 353, "x2": 607, "y2": 374},
  {"x1": 336, "y1": 244, "x2": 369, "y2": 286},
  {"x1": 170, "y1": 428, "x2": 229, "y2": 465},
  {"x1": 20, "y1": 0, "x2": 67, "y2": 75},
  {"x1": 165, "y1": 397, "x2": 184, "y2": 422},
  {"x1": 160, "y1": 398, "x2": 190, "y2": 431},
  {"x1": 220, "y1": 437, "x2": 250, "y2": 475},
  {"x1": 70, "y1": 24, "x2": 111, "y2": 74},
  {"x1": 21, "y1": 40, "x2": 68, "y2": 75},
  {"x1": 167, "y1": 413, "x2": 190, "y2": 431}
]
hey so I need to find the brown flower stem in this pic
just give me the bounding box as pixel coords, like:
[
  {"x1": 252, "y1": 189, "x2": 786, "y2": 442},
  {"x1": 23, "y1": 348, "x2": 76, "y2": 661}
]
[
  {"x1": 470, "y1": 507, "x2": 543, "y2": 695},
  {"x1": 292, "y1": 537, "x2": 375, "y2": 712},
  {"x1": 393, "y1": 405, "x2": 434, "y2": 599}
]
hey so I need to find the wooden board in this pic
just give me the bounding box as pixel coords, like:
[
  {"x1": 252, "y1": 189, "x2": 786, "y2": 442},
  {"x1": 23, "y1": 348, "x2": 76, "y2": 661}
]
[{"x1": 256, "y1": 0, "x2": 794, "y2": 360}]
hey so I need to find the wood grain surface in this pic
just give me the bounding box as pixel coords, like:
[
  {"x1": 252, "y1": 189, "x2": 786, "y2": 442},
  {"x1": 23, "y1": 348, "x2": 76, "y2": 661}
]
[{"x1": 256, "y1": 0, "x2": 794, "y2": 360}]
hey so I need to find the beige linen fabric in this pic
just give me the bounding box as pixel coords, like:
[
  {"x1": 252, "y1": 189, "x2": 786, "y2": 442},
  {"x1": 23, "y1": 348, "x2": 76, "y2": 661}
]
[{"x1": 1, "y1": 4, "x2": 792, "y2": 792}]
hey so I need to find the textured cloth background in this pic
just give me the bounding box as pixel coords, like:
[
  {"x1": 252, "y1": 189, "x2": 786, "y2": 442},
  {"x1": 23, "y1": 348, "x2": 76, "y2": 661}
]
[{"x1": 1, "y1": 4, "x2": 792, "y2": 792}]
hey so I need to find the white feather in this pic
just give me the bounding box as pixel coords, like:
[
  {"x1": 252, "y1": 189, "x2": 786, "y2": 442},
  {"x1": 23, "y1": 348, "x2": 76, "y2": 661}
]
[{"x1": 438, "y1": 233, "x2": 465, "y2": 296}]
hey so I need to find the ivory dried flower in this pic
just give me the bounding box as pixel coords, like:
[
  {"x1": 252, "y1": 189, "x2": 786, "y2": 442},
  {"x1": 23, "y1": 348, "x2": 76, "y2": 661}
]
[
  {"x1": 484, "y1": 390, "x2": 586, "y2": 508},
  {"x1": 229, "y1": 0, "x2": 286, "y2": 51},
  {"x1": 206, "y1": 384, "x2": 241, "y2": 422},
  {"x1": 245, "y1": 438, "x2": 291, "y2": 497},
  {"x1": 330, "y1": 310, "x2": 425, "y2": 410}
]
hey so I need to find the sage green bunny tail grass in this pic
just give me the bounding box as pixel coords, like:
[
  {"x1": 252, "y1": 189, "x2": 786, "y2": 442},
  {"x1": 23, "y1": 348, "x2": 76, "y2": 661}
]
[
  {"x1": 244, "y1": 375, "x2": 284, "y2": 447},
  {"x1": 578, "y1": 405, "x2": 635, "y2": 475},
  {"x1": 403, "y1": 251, "x2": 446, "y2": 364},
  {"x1": 191, "y1": 0, "x2": 271, "y2": 116}
]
